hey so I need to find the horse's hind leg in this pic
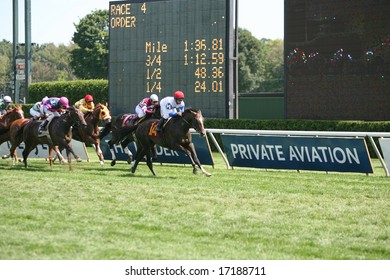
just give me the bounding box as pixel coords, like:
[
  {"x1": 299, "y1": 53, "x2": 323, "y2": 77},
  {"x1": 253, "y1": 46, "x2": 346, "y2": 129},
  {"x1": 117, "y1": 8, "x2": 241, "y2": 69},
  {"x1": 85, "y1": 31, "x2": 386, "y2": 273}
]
[
  {"x1": 22, "y1": 145, "x2": 34, "y2": 168},
  {"x1": 131, "y1": 147, "x2": 147, "y2": 174},
  {"x1": 145, "y1": 148, "x2": 156, "y2": 176}
]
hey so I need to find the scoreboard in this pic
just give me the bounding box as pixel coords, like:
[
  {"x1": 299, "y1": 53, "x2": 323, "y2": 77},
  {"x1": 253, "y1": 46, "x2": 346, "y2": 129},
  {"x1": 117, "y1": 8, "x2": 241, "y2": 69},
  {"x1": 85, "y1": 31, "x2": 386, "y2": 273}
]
[{"x1": 108, "y1": 0, "x2": 234, "y2": 118}]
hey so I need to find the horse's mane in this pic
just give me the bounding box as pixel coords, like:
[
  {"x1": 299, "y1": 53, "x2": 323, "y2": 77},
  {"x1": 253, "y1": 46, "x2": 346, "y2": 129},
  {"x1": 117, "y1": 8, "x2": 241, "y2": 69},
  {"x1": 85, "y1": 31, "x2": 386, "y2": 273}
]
[{"x1": 183, "y1": 107, "x2": 202, "y2": 115}]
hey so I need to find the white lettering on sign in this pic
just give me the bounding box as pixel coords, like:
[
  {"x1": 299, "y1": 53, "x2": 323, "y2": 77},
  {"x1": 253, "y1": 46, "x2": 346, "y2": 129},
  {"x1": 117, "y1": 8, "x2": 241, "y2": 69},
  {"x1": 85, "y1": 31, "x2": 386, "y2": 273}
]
[{"x1": 230, "y1": 144, "x2": 360, "y2": 164}]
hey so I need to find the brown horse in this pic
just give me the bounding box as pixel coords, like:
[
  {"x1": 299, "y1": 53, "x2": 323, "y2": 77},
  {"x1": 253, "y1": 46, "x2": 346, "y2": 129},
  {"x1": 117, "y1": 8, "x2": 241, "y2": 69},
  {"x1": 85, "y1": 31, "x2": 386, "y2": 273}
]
[
  {"x1": 71, "y1": 103, "x2": 111, "y2": 165},
  {"x1": 100, "y1": 105, "x2": 160, "y2": 166},
  {"x1": 130, "y1": 108, "x2": 211, "y2": 177},
  {"x1": 22, "y1": 107, "x2": 87, "y2": 170},
  {"x1": 1, "y1": 118, "x2": 30, "y2": 163},
  {"x1": 0, "y1": 105, "x2": 25, "y2": 146}
]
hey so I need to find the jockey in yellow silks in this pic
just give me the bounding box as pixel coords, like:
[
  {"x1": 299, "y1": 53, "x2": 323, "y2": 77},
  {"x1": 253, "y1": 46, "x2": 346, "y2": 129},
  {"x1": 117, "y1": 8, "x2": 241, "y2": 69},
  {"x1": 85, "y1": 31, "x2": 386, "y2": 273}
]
[{"x1": 75, "y1": 94, "x2": 95, "y2": 113}]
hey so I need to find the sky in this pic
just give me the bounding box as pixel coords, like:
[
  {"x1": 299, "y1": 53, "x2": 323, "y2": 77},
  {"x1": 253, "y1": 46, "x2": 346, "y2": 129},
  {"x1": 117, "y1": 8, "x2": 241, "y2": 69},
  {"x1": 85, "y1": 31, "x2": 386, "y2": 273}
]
[{"x1": 0, "y1": 0, "x2": 284, "y2": 45}]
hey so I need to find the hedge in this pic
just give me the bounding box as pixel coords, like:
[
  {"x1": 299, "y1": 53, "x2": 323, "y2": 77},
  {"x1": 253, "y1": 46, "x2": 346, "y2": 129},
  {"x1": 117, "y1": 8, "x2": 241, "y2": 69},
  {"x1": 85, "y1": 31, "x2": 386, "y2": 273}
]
[
  {"x1": 24, "y1": 80, "x2": 389, "y2": 156},
  {"x1": 28, "y1": 80, "x2": 108, "y2": 105},
  {"x1": 204, "y1": 118, "x2": 390, "y2": 157}
]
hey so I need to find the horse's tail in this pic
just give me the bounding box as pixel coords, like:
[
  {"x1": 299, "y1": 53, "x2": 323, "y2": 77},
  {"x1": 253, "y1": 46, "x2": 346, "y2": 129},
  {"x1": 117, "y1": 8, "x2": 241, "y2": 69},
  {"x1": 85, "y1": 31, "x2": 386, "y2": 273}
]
[{"x1": 115, "y1": 124, "x2": 138, "y2": 141}]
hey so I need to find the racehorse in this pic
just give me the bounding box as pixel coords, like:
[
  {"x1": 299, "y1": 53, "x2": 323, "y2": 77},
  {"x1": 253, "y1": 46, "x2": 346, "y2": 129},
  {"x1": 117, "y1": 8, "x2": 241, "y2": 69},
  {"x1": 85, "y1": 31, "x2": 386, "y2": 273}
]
[
  {"x1": 71, "y1": 103, "x2": 111, "y2": 165},
  {"x1": 1, "y1": 118, "x2": 30, "y2": 163},
  {"x1": 100, "y1": 105, "x2": 160, "y2": 166},
  {"x1": 0, "y1": 105, "x2": 25, "y2": 146},
  {"x1": 130, "y1": 108, "x2": 212, "y2": 177},
  {"x1": 22, "y1": 107, "x2": 87, "y2": 170}
]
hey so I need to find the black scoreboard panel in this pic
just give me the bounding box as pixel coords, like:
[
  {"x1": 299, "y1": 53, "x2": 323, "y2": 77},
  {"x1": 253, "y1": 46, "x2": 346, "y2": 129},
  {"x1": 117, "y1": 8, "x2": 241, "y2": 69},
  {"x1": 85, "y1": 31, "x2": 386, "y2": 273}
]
[
  {"x1": 108, "y1": 0, "x2": 233, "y2": 118},
  {"x1": 285, "y1": 0, "x2": 390, "y2": 120}
]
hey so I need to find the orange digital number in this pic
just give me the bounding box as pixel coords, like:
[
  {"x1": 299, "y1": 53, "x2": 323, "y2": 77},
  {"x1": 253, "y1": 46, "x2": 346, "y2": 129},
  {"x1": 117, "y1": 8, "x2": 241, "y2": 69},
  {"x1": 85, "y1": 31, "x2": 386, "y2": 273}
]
[{"x1": 149, "y1": 122, "x2": 158, "y2": 136}]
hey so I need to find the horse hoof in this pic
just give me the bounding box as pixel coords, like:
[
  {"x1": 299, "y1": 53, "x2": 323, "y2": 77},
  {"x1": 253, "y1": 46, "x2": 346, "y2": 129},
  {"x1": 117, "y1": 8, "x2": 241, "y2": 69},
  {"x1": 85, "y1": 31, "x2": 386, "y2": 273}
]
[
  {"x1": 110, "y1": 160, "x2": 116, "y2": 166},
  {"x1": 100, "y1": 160, "x2": 104, "y2": 165},
  {"x1": 127, "y1": 156, "x2": 132, "y2": 164},
  {"x1": 76, "y1": 158, "x2": 82, "y2": 162},
  {"x1": 205, "y1": 173, "x2": 212, "y2": 177},
  {"x1": 131, "y1": 167, "x2": 136, "y2": 173}
]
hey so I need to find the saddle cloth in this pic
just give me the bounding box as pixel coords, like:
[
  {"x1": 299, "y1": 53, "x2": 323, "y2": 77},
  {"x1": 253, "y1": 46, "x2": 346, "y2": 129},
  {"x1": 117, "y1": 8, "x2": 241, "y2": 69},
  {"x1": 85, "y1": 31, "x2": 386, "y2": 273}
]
[{"x1": 121, "y1": 114, "x2": 137, "y2": 126}]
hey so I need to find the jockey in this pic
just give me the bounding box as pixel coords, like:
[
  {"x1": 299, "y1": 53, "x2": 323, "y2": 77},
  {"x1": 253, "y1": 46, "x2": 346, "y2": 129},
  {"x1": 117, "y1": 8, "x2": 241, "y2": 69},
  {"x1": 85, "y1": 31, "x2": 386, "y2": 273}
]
[
  {"x1": 132, "y1": 94, "x2": 159, "y2": 125},
  {"x1": 0, "y1": 95, "x2": 13, "y2": 115},
  {"x1": 29, "y1": 96, "x2": 49, "y2": 120},
  {"x1": 156, "y1": 90, "x2": 185, "y2": 132},
  {"x1": 74, "y1": 94, "x2": 95, "y2": 113},
  {"x1": 38, "y1": 96, "x2": 69, "y2": 135}
]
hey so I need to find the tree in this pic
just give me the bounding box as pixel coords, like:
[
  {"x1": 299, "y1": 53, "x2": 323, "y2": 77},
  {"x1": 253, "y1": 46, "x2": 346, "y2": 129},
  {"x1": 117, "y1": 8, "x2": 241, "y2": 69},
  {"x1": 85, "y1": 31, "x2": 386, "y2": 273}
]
[
  {"x1": 238, "y1": 28, "x2": 265, "y2": 93},
  {"x1": 255, "y1": 39, "x2": 284, "y2": 92},
  {"x1": 70, "y1": 9, "x2": 109, "y2": 79},
  {"x1": 32, "y1": 43, "x2": 77, "y2": 82},
  {"x1": 0, "y1": 40, "x2": 13, "y2": 95},
  {"x1": 238, "y1": 28, "x2": 284, "y2": 93}
]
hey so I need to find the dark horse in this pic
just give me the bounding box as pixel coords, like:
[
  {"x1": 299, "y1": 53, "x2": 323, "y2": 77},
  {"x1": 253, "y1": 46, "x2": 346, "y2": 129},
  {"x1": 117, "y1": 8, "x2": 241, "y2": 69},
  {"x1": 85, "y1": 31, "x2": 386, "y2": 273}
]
[
  {"x1": 0, "y1": 105, "x2": 25, "y2": 146},
  {"x1": 100, "y1": 105, "x2": 160, "y2": 166},
  {"x1": 22, "y1": 107, "x2": 87, "y2": 170},
  {"x1": 130, "y1": 108, "x2": 211, "y2": 177},
  {"x1": 71, "y1": 103, "x2": 111, "y2": 165}
]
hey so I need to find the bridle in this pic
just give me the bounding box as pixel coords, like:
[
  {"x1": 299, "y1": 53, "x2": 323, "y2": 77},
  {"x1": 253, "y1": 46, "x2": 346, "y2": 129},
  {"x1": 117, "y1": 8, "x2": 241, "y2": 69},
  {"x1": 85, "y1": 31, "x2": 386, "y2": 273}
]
[{"x1": 181, "y1": 109, "x2": 204, "y2": 134}]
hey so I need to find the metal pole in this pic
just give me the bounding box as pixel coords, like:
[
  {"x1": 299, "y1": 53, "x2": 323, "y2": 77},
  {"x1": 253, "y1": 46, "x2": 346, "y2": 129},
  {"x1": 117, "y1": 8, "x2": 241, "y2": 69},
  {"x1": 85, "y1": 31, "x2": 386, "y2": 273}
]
[
  {"x1": 13, "y1": 0, "x2": 19, "y2": 102},
  {"x1": 25, "y1": 0, "x2": 32, "y2": 102},
  {"x1": 235, "y1": 0, "x2": 239, "y2": 119}
]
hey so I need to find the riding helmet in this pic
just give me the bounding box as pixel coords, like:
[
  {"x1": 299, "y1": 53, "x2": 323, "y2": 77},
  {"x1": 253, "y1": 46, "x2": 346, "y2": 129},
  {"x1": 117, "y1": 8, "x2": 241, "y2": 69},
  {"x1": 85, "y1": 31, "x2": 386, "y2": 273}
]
[
  {"x1": 174, "y1": 91, "x2": 185, "y2": 100},
  {"x1": 3, "y1": 95, "x2": 12, "y2": 103},
  {"x1": 59, "y1": 96, "x2": 69, "y2": 108},
  {"x1": 84, "y1": 94, "x2": 94, "y2": 102},
  {"x1": 150, "y1": 94, "x2": 159, "y2": 102}
]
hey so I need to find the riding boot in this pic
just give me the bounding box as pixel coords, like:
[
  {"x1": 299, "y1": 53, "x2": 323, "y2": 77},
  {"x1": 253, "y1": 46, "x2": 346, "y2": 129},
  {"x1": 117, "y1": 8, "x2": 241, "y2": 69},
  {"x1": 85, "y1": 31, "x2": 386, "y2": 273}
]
[
  {"x1": 155, "y1": 118, "x2": 165, "y2": 132},
  {"x1": 38, "y1": 119, "x2": 48, "y2": 135}
]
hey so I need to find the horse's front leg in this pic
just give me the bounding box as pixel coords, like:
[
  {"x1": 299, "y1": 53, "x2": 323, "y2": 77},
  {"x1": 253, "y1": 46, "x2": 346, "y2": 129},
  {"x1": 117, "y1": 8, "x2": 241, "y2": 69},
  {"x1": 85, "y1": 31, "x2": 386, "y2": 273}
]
[
  {"x1": 48, "y1": 148, "x2": 54, "y2": 168},
  {"x1": 108, "y1": 140, "x2": 117, "y2": 166},
  {"x1": 92, "y1": 142, "x2": 104, "y2": 165},
  {"x1": 53, "y1": 146, "x2": 66, "y2": 164},
  {"x1": 121, "y1": 137, "x2": 133, "y2": 164},
  {"x1": 178, "y1": 143, "x2": 211, "y2": 177},
  {"x1": 67, "y1": 143, "x2": 82, "y2": 162},
  {"x1": 66, "y1": 148, "x2": 72, "y2": 171}
]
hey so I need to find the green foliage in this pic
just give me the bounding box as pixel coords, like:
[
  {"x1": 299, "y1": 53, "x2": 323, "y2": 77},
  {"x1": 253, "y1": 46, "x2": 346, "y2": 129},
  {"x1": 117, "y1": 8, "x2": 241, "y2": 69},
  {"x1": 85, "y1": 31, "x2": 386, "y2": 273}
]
[
  {"x1": 32, "y1": 43, "x2": 78, "y2": 82},
  {"x1": 28, "y1": 79, "x2": 108, "y2": 104},
  {"x1": 0, "y1": 39, "x2": 13, "y2": 94},
  {"x1": 70, "y1": 10, "x2": 109, "y2": 79},
  {"x1": 238, "y1": 28, "x2": 265, "y2": 92},
  {"x1": 0, "y1": 154, "x2": 388, "y2": 259},
  {"x1": 238, "y1": 29, "x2": 284, "y2": 93}
]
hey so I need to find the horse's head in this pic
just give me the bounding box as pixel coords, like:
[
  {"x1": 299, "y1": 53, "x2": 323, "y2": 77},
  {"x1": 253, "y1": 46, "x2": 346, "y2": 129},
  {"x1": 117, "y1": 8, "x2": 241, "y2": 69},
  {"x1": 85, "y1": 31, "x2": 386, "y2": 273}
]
[
  {"x1": 96, "y1": 103, "x2": 111, "y2": 123},
  {"x1": 69, "y1": 106, "x2": 87, "y2": 129},
  {"x1": 152, "y1": 104, "x2": 161, "y2": 118},
  {"x1": 183, "y1": 108, "x2": 206, "y2": 137},
  {"x1": 0, "y1": 105, "x2": 24, "y2": 126}
]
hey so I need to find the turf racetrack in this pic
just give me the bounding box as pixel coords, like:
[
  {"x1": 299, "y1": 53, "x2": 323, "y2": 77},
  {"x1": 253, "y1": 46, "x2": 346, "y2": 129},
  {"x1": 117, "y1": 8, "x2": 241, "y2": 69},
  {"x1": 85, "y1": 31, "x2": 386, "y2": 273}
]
[{"x1": 0, "y1": 151, "x2": 388, "y2": 259}]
